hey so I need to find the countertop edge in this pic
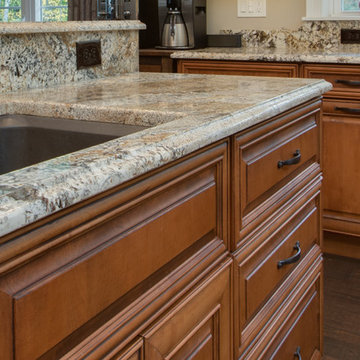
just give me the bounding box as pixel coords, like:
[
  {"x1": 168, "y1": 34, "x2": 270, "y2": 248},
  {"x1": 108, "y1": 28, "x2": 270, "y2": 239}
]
[
  {"x1": 0, "y1": 20, "x2": 146, "y2": 35},
  {"x1": 0, "y1": 78, "x2": 331, "y2": 238}
]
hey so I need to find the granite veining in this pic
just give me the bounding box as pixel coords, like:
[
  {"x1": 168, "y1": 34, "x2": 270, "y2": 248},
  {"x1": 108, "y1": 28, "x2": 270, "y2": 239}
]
[
  {"x1": 172, "y1": 45, "x2": 360, "y2": 64},
  {"x1": 219, "y1": 21, "x2": 360, "y2": 50},
  {"x1": 0, "y1": 72, "x2": 331, "y2": 237},
  {"x1": 0, "y1": 22, "x2": 142, "y2": 94},
  {"x1": 0, "y1": 20, "x2": 145, "y2": 35}
]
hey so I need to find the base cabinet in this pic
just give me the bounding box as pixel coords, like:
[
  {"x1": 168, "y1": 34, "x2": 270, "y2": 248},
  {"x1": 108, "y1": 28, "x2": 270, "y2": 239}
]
[
  {"x1": 0, "y1": 101, "x2": 324, "y2": 359},
  {"x1": 178, "y1": 58, "x2": 360, "y2": 259},
  {"x1": 143, "y1": 259, "x2": 232, "y2": 360},
  {"x1": 304, "y1": 64, "x2": 360, "y2": 258}
]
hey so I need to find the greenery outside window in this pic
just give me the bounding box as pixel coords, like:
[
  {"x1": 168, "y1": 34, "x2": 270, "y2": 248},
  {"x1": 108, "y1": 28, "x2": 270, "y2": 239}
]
[
  {"x1": 304, "y1": 0, "x2": 360, "y2": 20},
  {"x1": 0, "y1": 0, "x2": 68, "y2": 22}
]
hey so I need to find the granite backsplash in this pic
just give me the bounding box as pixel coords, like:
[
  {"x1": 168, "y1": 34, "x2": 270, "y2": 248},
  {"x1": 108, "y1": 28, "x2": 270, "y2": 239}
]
[
  {"x1": 0, "y1": 21, "x2": 145, "y2": 94},
  {"x1": 223, "y1": 21, "x2": 360, "y2": 50}
]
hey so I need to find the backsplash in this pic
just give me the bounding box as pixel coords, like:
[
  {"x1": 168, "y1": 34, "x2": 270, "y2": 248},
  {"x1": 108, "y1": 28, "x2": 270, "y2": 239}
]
[
  {"x1": 0, "y1": 21, "x2": 145, "y2": 94},
  {"x1": 225, "y1": 21, "x2": 360, "y2": 49}
]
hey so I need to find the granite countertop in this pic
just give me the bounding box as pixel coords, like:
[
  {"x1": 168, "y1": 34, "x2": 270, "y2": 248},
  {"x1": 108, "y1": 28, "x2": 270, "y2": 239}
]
[
  {"x1": 0, "y1": 20, "x2": 145, "y2": 34},
  {"x1": 0, "y1": 72, "x2": 331, "y2": 237},
  {"x1": 171, "y1": 45, "x2": 360, "y2": 64}
]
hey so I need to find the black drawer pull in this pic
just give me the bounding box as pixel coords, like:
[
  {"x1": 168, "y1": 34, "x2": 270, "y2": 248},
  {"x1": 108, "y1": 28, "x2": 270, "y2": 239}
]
[
  {"x1": 335, "y1": 106, "x2": 360, "y2": 114},
  {"x1": 335, "y1": 79, "x2": 360, "y2": 87},
  {"x1": 278, "y1": 150, "x2": 301, "y2": 169},
  {"x1": 278, "y1": 241, "x2": 301, "y2": 268},
  {"x1": 294, "y1": 346, "x2": 302, "y2": 360}
]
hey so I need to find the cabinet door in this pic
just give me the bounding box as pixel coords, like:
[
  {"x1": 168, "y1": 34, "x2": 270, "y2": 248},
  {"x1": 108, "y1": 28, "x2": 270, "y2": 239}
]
[
  {"x1": 178, "y1": 60, "x2": 299, "y2": 77},
  {"x1": 322, "y1": 103, "x2": 360, "y2": 238},
  {"x1": 143, "y1": 259, "x2": 233, "y2": 360},
  {"x1": 0, "y1": 141, "x2": 229, "y2": 360}
]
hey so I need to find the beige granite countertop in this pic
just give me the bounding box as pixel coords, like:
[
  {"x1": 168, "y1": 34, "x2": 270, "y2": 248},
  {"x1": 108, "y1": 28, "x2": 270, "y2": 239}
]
[
  {"x1": 0, "y1": 20, "x2": 145, "y2": 34},
  {"x1": 0, "y1": 72, "x2": 331, "y2": 237},
  {"x1": 171, "y1": 45, "x2": 360, "y2": 64}
]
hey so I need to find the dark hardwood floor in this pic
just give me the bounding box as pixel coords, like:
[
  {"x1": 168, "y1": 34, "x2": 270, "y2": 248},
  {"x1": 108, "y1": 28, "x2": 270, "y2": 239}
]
[{"x1": 323, "y1": 254, "x2": 360, "y2": 359}]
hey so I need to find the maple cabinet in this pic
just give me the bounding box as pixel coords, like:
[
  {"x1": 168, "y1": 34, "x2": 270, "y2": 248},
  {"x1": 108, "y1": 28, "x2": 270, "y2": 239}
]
[
  {"x1": 177, "y1": 59, "x2": 300, "y2": 78},
  {"x1": 231, "y1": 100, "x2": 322, "y2": 359},
  {"x1": 0, "y1": 98, "x2": 324, "y2": 359},
  {"x1": 177, "y1": 58, "x2": 360, "y2": 259},
  {"x1": 304, "y1": 64, "x2": 360, "y2": 259}
]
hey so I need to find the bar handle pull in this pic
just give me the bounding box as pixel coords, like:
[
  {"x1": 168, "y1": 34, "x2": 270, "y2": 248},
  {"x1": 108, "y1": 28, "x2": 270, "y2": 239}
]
[
  {"x1": 278, "y1": 150, "x2": 301, "y2": 169},
  {"x1": 278, "y1": 242, "x2": 301, "y2": 268}
]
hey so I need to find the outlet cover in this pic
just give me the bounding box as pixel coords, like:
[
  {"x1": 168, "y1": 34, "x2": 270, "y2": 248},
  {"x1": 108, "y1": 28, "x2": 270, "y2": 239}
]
[
  {"x1": 238, "y1": 0, "x2": 266, "y2": 17},
  {"x1": 341, "y1": 29, "x2": 360, "y2": 44},
  {"x1": 76, "y1": 41, "x2": 102, "y2": 70}
]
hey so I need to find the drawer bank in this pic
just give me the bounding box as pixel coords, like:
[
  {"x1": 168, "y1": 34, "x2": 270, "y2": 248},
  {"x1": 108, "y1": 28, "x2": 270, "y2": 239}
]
[{"x1": 0, "y1": 73, "x2": 330, "y2": 359}]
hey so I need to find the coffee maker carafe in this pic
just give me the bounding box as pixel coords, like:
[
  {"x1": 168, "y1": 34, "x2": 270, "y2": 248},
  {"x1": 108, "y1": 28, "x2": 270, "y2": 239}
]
[
  {"x1": 160, "y1": 0, "x2": 189, "y2": 48},
  {"x1": 139, "y1": 0, "x2": 207, "y2": 50}
]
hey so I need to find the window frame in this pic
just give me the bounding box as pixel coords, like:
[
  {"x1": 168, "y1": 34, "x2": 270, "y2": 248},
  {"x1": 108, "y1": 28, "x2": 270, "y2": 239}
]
[
  {"x1": 304, "y1": 0, "x2": 360, "y2": 20},
  {"x1": 0, "y1": 0, "x2": 68, "y2": 22}
]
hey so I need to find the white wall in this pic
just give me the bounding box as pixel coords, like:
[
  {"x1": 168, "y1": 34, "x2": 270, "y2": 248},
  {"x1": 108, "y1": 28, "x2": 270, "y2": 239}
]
[{"x1": 206, "y1": 0, "x2": 306, "y2": 33}]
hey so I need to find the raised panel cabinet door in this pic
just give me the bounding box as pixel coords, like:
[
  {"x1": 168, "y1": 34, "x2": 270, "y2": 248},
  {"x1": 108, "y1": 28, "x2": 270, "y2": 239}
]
[
  {"x1": 322, "y1": 109, "x2": 360, "y2": 239},
  {"x1": 231, "y1": 100, "x2": 321, "y2": 249},
  {"x1": 142, "y1": 258, "x2": 233, "y2": 360},
  {"x1": 0, "y1": 140, "x2": 229, "y2": 360},
  {"x1": 177, "y1": 60, "x2": 299, "y2": 77}
]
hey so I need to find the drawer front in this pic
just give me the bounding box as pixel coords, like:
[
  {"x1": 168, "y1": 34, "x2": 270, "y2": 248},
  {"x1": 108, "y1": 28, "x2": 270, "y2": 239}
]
[
  {"x1": 143, "y1": 258, "x2": 233, "y2": 360},
  {"x1": 0, "y1": 142, "x2": 228, "y2": 360},
  {"x1": 323, "y1": 99, "x2": 360, "y2": 117},
  {"x1": 178, "y1": 60, "x2": 299, "y2": 77},
  {"x1": 232, "y1": 101, "x2": 321, "y2": 246},
  {"x1": 303, "y1": 64, "x2": 360, "y2": 100},
  {"x1": 265, "y1": 277, "x2": 321, "y2": 360},
  {"x1": 235, "y1": 195, "x2": 320, "y2": 334},
  {"x1": 239, "y1": 250, "x2": 323, "y2": 360}
]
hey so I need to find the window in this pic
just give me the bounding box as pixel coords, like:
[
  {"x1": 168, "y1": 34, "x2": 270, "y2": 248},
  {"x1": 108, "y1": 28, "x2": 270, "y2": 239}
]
[
  {"x1": 304, "y1": 0, "x2": 360, "y2": 20},
  {"x1": 0, "y1": 0, "x2": 68, "y2": 22}
]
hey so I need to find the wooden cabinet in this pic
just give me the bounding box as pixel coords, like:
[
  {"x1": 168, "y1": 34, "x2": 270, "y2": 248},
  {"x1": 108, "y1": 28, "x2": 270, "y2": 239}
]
[
  {"x1": 231, "y1": 100, "x2": 321, "y2": 249},
  {"x1": 304, "y1": 64, "x2": 360, "y2": 259},
  {"x1": 143, "y1": 258, "x2": 232, "y2": 360},
  {"x1": 0, "y1": 140, "x2": 229, "y2": 360},
  {"x1": 231, "y1": 99, "x2": 322, "y2": 359},
  {"x1": 139, "y1": 49, "x2": 177, "y2": 73},
  {"x1": 0, "y1": 99, "x2": 324, "y2": 359},
  {"x1": 178, "y1": 58, "x2": 360, "y2": 259},
  {"x1": 177, "y1": 60, "x2": 300, "y2": 78}
]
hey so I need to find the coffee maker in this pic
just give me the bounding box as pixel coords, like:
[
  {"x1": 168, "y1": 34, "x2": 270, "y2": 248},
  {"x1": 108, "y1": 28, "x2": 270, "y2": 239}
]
[{"x1": 139, "y1": 0, "x2": 206, "y2": 49}]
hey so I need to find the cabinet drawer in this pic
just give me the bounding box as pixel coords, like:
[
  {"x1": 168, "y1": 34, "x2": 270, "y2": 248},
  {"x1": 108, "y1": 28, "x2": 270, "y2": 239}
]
[
  {"x1": 240, "y1": 250, "x2": 323, "y2": 359},
  {"x1": 232, "y1": 101, "x2": 321, "y2": 247},
  {"x1": 178, "y1": 60, "x2": 299, "y2": 77},
  {"x1": 0, "y1": 142, "x2": 228, "y2": 360},
  {"x1": 238, "y1": 200, "x2": 319, "y2": 324},
  {"x1": 143, "y1": 258, "x2": 232, "y2": 360},
  {"x1": 234, "y1": 192, "x2": 321, "y2": 354},
  {"x1": 323, "y1": 99, "x2": 360, "y2": 117},
  {"x1": 303, "y1": 64, "x2": 360, "y2": 100},
  {"x1": 264, "y1": 276, "x2": 321, "y2": 360}
]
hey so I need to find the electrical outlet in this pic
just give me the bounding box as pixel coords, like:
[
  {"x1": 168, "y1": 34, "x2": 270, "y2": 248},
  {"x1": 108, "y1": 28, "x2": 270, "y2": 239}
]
[
  {"x1": 341, "y1": 29, "x2": 360, "y2": 44},
  {"x1": 76, "y1": 41, "x2": 102, "y2": 70},
  {"x1": 238, "y1": 0, "x2": 266, "y2": 17}
]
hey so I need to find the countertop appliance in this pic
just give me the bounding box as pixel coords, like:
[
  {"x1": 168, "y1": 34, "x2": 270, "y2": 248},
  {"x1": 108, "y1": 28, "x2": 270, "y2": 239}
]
[
  {"x1": 160, "y1": 0, "x2": 189, "y2": 49},
  {"x1": 139, "y1": 0, "x2": 206, "y2": 49}
]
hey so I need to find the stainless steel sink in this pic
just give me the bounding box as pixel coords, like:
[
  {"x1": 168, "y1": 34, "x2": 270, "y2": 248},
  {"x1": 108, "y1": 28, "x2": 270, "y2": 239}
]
[{"x1": 0, "y1": 114, "x2": 147, "y2": 175}]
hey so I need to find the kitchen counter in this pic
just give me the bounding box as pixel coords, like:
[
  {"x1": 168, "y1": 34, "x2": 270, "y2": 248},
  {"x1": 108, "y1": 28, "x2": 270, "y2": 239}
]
[
  {"x1": 171, "y1": 45, "x2": 360, "y2": 64},
  {"x1": 0, "y1": 72, "x2": 331, "y2": 237}
]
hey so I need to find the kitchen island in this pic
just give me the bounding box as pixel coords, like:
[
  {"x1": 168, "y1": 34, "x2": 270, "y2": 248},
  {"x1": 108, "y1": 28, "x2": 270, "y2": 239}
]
[
  {"x1": 0, "y1": 72, "x2": 331, "y2": 359},
  {"x1": 173, "y1": 47, "x2": 360, "y2": 259}
]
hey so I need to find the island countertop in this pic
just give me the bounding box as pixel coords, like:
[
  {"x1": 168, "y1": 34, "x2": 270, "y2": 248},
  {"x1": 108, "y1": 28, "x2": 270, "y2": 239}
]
[
  {"x1": 171, "y1": 45, "x2": 360, "y2": 64},
  {"x1": 0, "y1": 72, "x2": 331, "y2": 237}
]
